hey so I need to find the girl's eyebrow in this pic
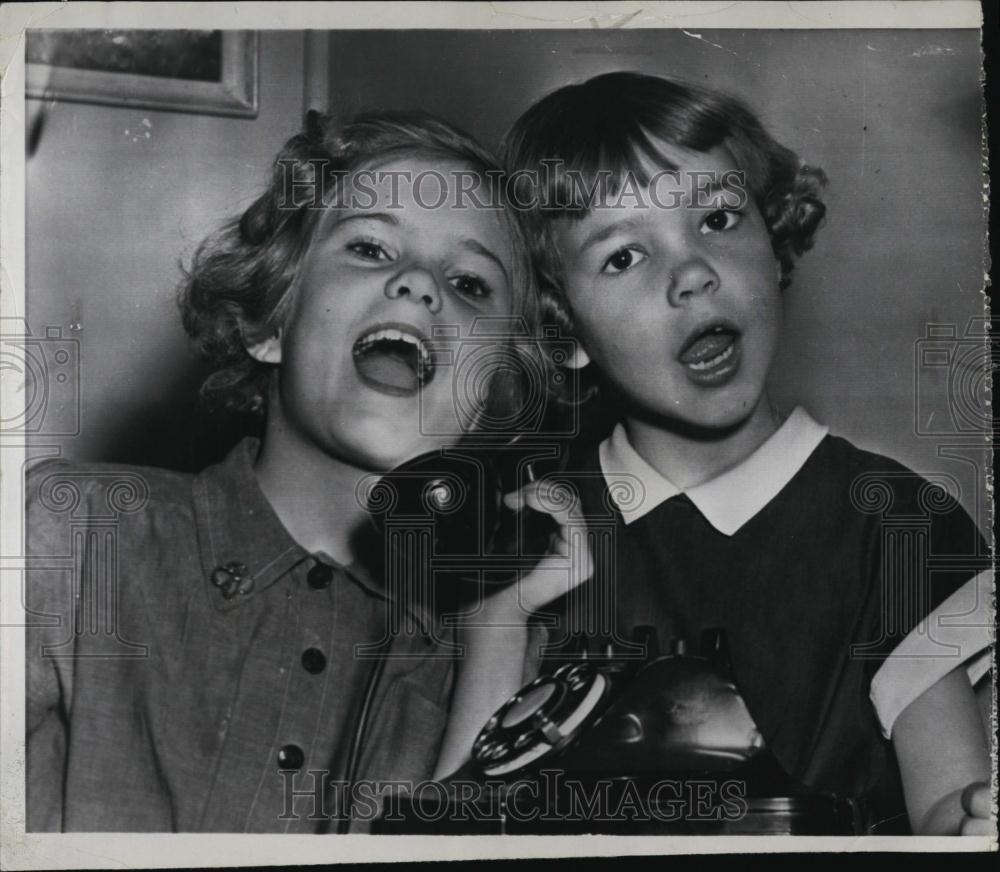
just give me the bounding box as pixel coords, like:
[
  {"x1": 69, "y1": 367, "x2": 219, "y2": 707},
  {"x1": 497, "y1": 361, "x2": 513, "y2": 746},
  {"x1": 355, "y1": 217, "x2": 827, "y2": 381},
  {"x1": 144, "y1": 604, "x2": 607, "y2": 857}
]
[
  {"x1": 326, "y1": 212, "x2": 399, "y2": 232},
  {"x1": 578, "y1": 216, "x2": 650, "y2": 254},
  {"x1": 460, "y1": 238, "x2": 510, "y2": 285}
]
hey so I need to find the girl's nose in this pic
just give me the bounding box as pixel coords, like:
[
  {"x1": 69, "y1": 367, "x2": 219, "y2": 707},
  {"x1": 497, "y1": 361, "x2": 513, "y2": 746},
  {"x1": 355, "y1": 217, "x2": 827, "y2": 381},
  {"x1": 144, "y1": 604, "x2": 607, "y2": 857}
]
[
  {"x1": 385, "y1": 267, "x2": 442, "y2": 313},
  {"x1": 666, "y1": 258, "x2": 720, "y2": 307}
]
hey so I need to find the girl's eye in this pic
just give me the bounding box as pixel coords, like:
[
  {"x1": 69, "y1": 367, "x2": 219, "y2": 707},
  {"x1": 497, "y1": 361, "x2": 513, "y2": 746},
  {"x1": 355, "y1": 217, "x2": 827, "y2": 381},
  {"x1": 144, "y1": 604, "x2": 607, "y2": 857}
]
[
  {"x1": 700, "y1": 209, "x2": 742, "y2": 234},
  {"x1": 602, "y1": 247, "x2": 647, "y2": 274},
  {"x1": 450, "y1": 275, "x2": 492, "y2": 299},
  {"x1": 347, "y1": 239, "x2": 392, "y2": 261}
]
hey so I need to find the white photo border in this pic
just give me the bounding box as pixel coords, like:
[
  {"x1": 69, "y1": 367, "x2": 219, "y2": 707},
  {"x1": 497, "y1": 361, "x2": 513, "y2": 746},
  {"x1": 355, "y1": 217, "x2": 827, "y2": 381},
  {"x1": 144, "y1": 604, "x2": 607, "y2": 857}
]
[{"x1": 0, "y1": 2, "x2": 992, "y2": 868}]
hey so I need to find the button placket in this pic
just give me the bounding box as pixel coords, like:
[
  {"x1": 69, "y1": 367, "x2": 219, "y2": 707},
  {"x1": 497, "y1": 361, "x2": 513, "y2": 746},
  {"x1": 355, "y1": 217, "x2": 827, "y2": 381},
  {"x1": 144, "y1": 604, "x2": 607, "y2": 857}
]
[{"x1": 265, "y1": 559, "x2": 336, "y2": 819}]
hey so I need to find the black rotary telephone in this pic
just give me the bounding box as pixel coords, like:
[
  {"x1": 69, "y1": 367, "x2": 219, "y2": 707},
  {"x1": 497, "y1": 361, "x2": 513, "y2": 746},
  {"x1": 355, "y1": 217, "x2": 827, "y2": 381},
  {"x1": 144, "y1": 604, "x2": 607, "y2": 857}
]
[
  {"x1": 364, "y1": 439, "x2": 567, "y2": 584},
  {"x1": 375, "y1": 628, "x2": 867, "y2": 835},
  {"x1": 364, "y1": 454, "x2": 873, "y2": 836}
]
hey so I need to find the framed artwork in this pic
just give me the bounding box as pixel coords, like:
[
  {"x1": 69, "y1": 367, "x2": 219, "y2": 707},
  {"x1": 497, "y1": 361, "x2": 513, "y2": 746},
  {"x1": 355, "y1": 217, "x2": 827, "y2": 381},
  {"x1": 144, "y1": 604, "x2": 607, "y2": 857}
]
[{"x1": 25, "y1": 29, "x2": 258, "y2": 117}]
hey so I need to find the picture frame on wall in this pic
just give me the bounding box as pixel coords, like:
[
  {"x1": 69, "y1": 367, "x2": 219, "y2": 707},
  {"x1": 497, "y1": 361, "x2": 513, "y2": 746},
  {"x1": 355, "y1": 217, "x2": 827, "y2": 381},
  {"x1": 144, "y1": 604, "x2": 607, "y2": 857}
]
[{"x1": 25, "y1": 29, "x2": 258, "y2": 118}]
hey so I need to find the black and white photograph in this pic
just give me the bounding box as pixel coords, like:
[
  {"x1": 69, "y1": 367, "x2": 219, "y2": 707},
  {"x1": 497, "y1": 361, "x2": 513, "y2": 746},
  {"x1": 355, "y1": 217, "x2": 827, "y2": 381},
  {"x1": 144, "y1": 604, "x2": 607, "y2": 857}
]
[{"x1": 0, "y1": 1, "x2": 994, "y2": 866}]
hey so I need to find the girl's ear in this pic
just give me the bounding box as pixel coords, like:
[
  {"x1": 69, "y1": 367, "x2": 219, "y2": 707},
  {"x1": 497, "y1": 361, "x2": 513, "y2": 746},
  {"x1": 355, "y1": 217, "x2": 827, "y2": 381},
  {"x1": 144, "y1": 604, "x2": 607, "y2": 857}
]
[
  {"x1": 564, "y1": 340, "x2": 591, "y2": 370},
  {"x1": 245, "y1": 332, "x2": 282, "y2": 364},
  {"x1": 540, "y1": 288, "x2": 590, "y2": 369}
]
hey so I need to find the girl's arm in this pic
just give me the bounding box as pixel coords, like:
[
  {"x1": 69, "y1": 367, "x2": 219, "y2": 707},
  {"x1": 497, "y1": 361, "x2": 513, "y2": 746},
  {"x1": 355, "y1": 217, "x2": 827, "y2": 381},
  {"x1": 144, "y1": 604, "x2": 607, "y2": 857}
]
[
  {"x1": 433, "y1": 612, "x2": 532, "y2": 779},
  {"x1": 433, "y1": 485, "x2": 592, "y2": 780},
  {"x1": 891, "y1": 663, "x2": 992, "y2": 835}
]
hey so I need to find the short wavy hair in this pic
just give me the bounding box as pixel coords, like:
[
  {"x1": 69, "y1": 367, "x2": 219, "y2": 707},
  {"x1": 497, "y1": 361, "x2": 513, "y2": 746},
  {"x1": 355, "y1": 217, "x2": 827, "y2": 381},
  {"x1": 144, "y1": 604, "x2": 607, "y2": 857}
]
[
  {"x1": 502, "y1": 71, "x2": 827, "y2": 336},
  {"x1": 180, "y1": 110, "x2": 541, "y2": 417}
]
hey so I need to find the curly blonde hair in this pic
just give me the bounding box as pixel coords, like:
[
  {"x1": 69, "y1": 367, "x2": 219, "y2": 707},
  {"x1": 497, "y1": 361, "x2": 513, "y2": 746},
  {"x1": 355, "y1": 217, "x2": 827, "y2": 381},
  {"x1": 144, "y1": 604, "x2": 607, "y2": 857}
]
[{"x1": 180, "y1": 110, "x2": 540, "y2": 417}]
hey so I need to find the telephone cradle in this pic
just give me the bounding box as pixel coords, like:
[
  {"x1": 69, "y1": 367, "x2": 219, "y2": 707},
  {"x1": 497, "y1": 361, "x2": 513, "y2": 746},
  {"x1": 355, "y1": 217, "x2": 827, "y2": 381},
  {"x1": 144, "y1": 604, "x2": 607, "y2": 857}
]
[{"x1": 374, "y1": 629, "x2": 870, "y2": 835}]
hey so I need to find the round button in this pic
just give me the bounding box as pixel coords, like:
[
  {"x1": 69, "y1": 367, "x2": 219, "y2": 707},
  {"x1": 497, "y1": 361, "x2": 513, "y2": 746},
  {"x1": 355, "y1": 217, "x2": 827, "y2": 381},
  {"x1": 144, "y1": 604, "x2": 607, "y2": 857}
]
[
  {"x1": 301, "y1": 647, "x2": 327, "y2": 674},
  {"x1": 307, "y1": 562, "x2": 334, "y2": 590},
  {"x1": 277, "y1": 744, "x2": 304, "y2": 770}
]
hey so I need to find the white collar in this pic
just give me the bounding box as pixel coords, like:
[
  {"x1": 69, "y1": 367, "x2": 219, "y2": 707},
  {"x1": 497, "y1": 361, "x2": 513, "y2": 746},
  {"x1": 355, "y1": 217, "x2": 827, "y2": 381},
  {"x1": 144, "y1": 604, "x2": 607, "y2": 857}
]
[{"x1": 598, "y1": 406, "x2": 829, "y2": 535}]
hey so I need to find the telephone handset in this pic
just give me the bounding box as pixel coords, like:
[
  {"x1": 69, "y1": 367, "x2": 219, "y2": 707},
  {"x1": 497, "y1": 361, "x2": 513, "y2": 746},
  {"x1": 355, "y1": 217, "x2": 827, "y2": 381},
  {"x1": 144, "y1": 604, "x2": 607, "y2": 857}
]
[{"x1": 365, "y1": 440, "x2": 566, "y2": 584}]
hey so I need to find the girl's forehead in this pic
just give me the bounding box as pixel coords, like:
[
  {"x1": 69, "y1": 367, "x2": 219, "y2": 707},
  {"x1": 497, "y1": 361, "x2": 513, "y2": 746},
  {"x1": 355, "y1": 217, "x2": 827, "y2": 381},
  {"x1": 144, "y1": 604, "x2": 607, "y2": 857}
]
[
  {"x1": 326, "y1": 154, "x2": 501, "y2": 216},
  {"x1": 633, "y1": 139, "x2": 739, "y2": 177},
  {"x1": 366, "y1": 152, "x2": 478, "y2": 174},
  {"x1": 310, "y1": 159, "x2": 516, "y2": 263},
  {"x1": 639, "y1": 144, "x2": 746, "y2": 203},
  {"x1": 360, "y1": 153, "x2": 493, "y2": 197},
  {"x1": 538, "y1": 135, "x2": 744, "y2": 218}
]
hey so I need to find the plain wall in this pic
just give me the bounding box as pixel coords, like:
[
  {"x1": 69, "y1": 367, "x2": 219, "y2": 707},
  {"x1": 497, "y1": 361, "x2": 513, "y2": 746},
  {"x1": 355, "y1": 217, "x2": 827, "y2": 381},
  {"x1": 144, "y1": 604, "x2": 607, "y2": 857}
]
[
  {"x1": 26, "y1": 30, "x2": 308, "y2": 469},
  {"x1": 27, "y1": 29, "x2": 988, "y2": 524}
]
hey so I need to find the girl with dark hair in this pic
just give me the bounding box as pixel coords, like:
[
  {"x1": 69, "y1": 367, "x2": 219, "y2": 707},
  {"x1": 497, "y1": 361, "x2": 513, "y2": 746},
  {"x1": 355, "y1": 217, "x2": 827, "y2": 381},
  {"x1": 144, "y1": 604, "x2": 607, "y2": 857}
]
[{"x1": 437, "y1": 72, "x2": 992, "y2": 836}]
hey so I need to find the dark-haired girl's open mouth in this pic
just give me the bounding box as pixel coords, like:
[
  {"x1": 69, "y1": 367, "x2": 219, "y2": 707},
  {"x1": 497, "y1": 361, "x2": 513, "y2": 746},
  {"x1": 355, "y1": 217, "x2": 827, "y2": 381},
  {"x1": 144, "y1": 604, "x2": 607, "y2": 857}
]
[{"x1": 678, "y1": 320, "x2": 742, "y2": 387}]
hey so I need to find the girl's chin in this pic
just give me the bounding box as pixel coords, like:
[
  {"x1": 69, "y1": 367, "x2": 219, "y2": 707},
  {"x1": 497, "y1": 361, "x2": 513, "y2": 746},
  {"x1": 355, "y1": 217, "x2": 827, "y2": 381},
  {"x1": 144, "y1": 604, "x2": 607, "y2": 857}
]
[
  {"x1": 324, "y1": 416, "x2": 444, "y2": 469},
  {"x1": 628, "y1": 397, "x2": 766, "y2": 439},
  {"x1": 317, "y1": 433, "x2": 430, "y2": 474}
]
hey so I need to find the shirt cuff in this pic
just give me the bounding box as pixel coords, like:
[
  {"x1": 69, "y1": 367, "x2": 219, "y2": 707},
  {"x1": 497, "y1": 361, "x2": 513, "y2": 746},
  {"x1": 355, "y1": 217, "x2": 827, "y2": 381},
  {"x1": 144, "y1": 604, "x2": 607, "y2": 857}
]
[{"x1": 870, "y1": 568, "x2": 995, "y2": 739}]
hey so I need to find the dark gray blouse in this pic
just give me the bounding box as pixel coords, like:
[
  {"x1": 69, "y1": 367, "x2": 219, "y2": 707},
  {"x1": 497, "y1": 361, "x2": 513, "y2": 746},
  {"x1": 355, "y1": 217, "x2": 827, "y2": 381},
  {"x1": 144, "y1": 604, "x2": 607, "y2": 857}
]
[{"x1": 26, "y1": 439, "x2": 455, "y2": 832}]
